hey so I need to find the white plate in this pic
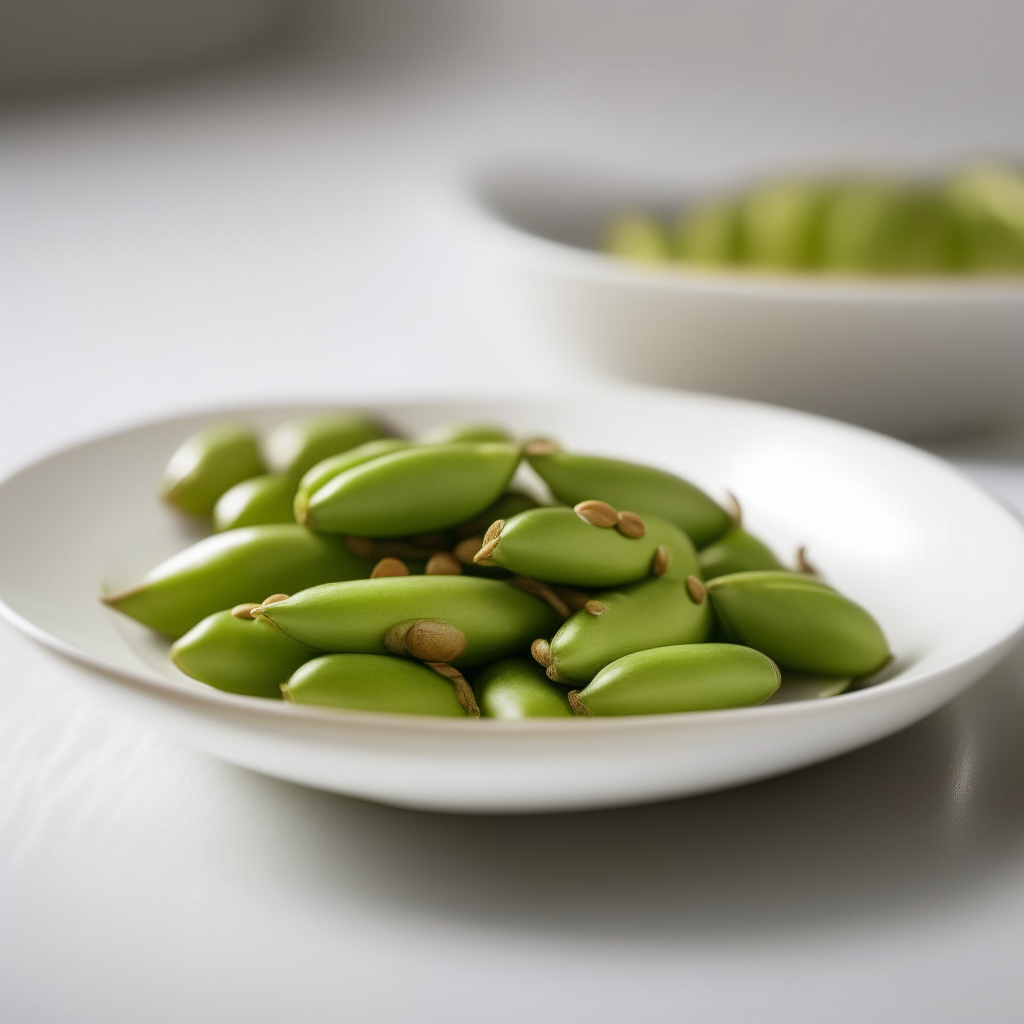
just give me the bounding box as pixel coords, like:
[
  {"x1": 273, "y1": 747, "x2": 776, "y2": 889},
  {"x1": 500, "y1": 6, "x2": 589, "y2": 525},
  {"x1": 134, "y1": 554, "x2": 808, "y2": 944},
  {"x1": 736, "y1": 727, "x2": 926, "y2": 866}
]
[
  {"x1": 461, "y1": 167, "x2": 1024, "y2": 438},
  {"x1": 2, "y1": 389, "x2": 1023, "y2": 814}
]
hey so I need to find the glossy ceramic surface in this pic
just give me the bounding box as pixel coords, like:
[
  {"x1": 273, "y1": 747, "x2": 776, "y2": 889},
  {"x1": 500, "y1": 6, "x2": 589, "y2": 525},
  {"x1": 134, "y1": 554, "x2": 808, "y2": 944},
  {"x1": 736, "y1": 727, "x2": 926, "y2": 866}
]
[
  {"x1": 2, "y1": 390, "x2": 1023, "y2": 812},
  {"x1": 465, "y1": 169, "x2": 1024, "y2": 438}
]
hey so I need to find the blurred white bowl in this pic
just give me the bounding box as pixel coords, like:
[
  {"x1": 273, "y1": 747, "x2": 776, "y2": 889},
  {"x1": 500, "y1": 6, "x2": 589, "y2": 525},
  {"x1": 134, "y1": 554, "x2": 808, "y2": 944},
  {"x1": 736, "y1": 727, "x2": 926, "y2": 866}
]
[
  {"x1": 465, "y1": 167, "x2": 1024, "y2": 439},
  {"x1": 2, "y1": 390, "x2": 1024, "y2": 814}
]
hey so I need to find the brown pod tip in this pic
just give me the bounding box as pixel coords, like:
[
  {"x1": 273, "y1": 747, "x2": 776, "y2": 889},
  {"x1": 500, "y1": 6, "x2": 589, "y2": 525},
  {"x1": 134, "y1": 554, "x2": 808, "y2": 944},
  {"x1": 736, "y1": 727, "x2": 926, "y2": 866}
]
[
  {"x1": 279, "y1": 683, "x2": 294, "y2": 702},
  {"x1": 453, "y1": 536, "x2": 484, "y2": 565},
  {"x1": 685, "y1": 575, "x2": 707, "y2": 604},
  {"x1": 651, "y1": 546, "x2": 672, "y2": 577},
  {"x1": 345, "y1": 536, "x2": 375, "y2": 559},
  {"x1": 426, "y1": 661, "x2": 480, "y2": 717},
  {"x1": 615, "y1": 510, "x2": 647, "y2": 538},
  {"x1": 726, "y1": 492, "x2": 743, "y2": 529},
  {"x1": 546, "y1": 664, "x2": 566, "y2": 683},
  {"x1": 473, "y1": 537, "x2": 500, "y2": 564},
  {"x1": 510, "y1": 576, "x2": 571, "y2": 618},
  {"x1": 262, "y1": 593, "x2": 290, "y2": 606},
  {"x1": 531, "y1": 638, "x2": 552, "y2": 667},
  {"x1": 796, "y1": 546, "x2": 820, "y2": 576},
  {"x1": 574, "y1": 499, "x2": 619, "y2": 528},
  {"x1": 482, "y1": 519, "x2": 505, "y2": 545},
  {"x1": 523, "y1": 438, "x2": 560, "y2": 456},
  {"x1": 425, "y1": 552, "x2": 463, "y2": 576},
  {"x1": 371, "y1": 557, "x2": 410, "y2": 578},
  {"x1": 567, "y1": 690, "x2": 591, "y2": 717},
  {"x1": 584, "y1": 600, "x2": 608, "y2": 616},
  {"x1": 231, "y1": 602, "x2": 260, "y2": 619}
]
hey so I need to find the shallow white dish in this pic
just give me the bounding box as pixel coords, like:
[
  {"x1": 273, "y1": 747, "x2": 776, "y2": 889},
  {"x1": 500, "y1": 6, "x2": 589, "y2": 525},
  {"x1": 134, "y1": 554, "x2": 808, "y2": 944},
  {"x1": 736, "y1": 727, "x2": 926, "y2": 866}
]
[
  {"x1": 2, "y1": 389, "x2": 1023, "y2": 814},
  {"x1": 464, "y1": 167, "x2": 1024, "y2": 438}
]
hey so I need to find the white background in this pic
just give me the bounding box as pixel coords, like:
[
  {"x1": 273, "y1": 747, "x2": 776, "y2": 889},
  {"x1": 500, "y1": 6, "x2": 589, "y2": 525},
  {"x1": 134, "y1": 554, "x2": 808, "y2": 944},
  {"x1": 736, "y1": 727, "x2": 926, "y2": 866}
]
[{"x1": 4, "y1": 2, "x2": 1024, "y2": 1019}]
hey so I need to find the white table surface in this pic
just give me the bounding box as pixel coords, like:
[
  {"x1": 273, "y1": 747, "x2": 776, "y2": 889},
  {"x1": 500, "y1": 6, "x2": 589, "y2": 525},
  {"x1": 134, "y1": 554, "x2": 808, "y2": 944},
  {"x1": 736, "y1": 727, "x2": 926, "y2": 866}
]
[{"x1": 4, "y1": 4, "x2": 1024, "y2": 1020}]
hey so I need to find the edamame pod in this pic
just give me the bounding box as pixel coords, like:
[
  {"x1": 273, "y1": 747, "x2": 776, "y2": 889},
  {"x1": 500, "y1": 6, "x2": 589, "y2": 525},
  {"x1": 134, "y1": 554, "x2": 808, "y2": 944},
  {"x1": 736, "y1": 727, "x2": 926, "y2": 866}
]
[
  {"x1": 697, "y1": 527, "x2": 783, "y2": 579},
  {"x1": 102, "y1": 523, "x2": 373, "y2": 638},
  {"x1": 283, "y1": 654, "x2": 467, "y2": 716},
  {"x1": 479, "y1": 507, "x2": 700, "y2": 588},
  {"x1": 740, "y1": 180, "x2": 834, "y2": 269},
  {"x1": 603, "y1": 213, "x2": 672, "y2": 263},
  {"x1": 213, "y1": 473, "x2": 295, "y2": 531},
  {"x1": 821, "y1": 182, "x2": 920, "y2": 273},
  {"x1": 896, "y1": 191, "x2": 964, "y2": 273},
  {"x1": 675, "y1": 199, "x2": 743, "y2": 265},
  {"x1": 946, "y1": 163, "x2": 1024, "y2": 271},
  {"x1": 257, "y1": 575, "x2": 560, "y2": 668},
  {"x1": 160, "y1": 423, "x2": 265, "y2": 517},
  {"x1": 170, "y1": 608, "x2": 315, "y2": 698},
  {"x1": 706, "y1": 570, "x2": 890, "y2": 677},
  {"x1": 475, "y1": 658, "x2": 572, "y2": 718},
  {"x1": 304, "y1": 442, "x2": 521, "y2": 537},
  {"x1": 542, "y1": 575, "x2": 713, "y2": 684},
  {"x1": 573, "y1": 643, "x2": 780, "y2": 716},
  {"x1": 265, "y1": 413, "x2": 384, "y2": 480},
  {"x1": 418, "y1": 422, "x2": 513, "y2": 444},
  {"x1": 294, "y1": 438, "x2": 413, "y2": 523},
  {"x1": 524, "y1": 449, "x2": 728, "y2": 547}
]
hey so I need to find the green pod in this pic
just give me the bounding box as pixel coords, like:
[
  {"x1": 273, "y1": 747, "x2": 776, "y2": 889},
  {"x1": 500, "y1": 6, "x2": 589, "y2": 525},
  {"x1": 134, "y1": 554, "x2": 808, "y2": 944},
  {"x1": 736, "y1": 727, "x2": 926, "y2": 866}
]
[
  {"x1": 897, "y1": 191, "x2": 965, "y2": 273},
  {"x1": 475, "y1": 658, "x2": 572, "y2": 718},
  {"x1": 170, "y1": 609, "x2": 315, "y2": 698},
  {"x1": 945, "y1": 163, "x2": 1024, "y2": 272},
  {"x1": 102, "y1": 524, "x2": 373, "y2": 638},
  {"x1": 546, "y1": 576, "x2": 713, "y2": 684},
  {"x1": 820, "y1": 181, "x2": 919, "y2": 273},
  {"x1": 525, "y1": 450, "x2": 728, "y2": 548},
  {"x1": 603, "y1": 213, "x2": 672, "y2": 263},
  {"x1": 258, "y1": 575, "x2": 561, "y2": 668},
  {"x1": 740, "y1": 179, "x2": 835, "y2": 269},
  {"x1": 698, "y1": 527, "x2": 783, "y2": 579},
  {"x1": 575, "y1": 643, "x2": 780, "y2": 716},
  {"x1": 160, "y1": 423, "x2": 266, "y2": 518},
  {"x1": 294, "y1": 438, "x2": 413, "y2": 523},
  {"x1": 284, "y1": 654, "x2": 467, "y2": 716},
  {"x1": 482, "y1": 507, "x2": 700, "y2": 588},
  {"x1": 304, "y1": 442, "x2": 521, "y2": 537},
  {"x1": 213, "y1": 473, "x2": 295, "y2": 531},
  {"x1": 265, "y1": 413, "x2": 384, "y2": 481},
  {"x1": 674, "y1": 198, "x2": 743, "y2": 265},
  {"x1": 706, "y1": 570, "x2": 890, "y2": 677},
  {"x1": 821, "y1": 182, "x2": 965, "y2": 275},
  {"x1": 418, "y1": 422, "x2": 513, "y2": 444}
]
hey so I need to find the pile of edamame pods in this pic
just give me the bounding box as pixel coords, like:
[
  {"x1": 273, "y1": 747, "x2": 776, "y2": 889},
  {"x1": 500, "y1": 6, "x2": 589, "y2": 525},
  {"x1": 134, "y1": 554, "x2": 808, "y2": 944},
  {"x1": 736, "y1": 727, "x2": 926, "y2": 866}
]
[
  {"x1": 101, "y1": 413, "x2": 891, "y2": 719},
  {"x1": 604, "y1": 161, "x2": 1024, "y2": 275}
]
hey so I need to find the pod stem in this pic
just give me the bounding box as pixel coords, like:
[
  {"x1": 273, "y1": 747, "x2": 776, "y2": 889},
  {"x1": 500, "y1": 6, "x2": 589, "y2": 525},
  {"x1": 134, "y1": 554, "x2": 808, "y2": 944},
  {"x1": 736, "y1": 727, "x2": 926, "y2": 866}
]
[
  {"x1": 726, "y1": 492, "x2": 743, "y2": 529},
  {"x1": 567, "y1": 690, "x2": 591, "y2": 717},
  {"x1": 427, "y1": 662, "x2": 481, "y2": 717},
  {"x1": 510, "y1": 576, "x2": 572, "y2": 618},
  {"x1": 796, "y1": 546, "x2": 821, "y2": 577}
]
